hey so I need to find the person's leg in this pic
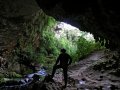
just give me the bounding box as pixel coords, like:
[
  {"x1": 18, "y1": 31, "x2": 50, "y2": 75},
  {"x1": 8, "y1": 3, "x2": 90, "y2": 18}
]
[
  {"x1": 63, "y1": 67, "x2": 68, "y2": 88},
  {"x1": 51, "y1": 65, "x2": 61, "y2": 78}
]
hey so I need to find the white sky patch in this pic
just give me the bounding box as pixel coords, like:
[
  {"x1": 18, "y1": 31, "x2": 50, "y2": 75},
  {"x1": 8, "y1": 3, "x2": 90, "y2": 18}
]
[
  {"x1": 83, "y1": 33, "x2": 95, "y2": 41},
  {"x1": 59, "y1": 22, "x2": 78, "y2": 30}
]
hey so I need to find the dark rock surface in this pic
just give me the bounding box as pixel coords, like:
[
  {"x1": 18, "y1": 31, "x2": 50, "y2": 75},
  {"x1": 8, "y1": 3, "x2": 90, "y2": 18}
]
[{"x1": 0, "y1": 0, "x2": 120, "y2": 50}]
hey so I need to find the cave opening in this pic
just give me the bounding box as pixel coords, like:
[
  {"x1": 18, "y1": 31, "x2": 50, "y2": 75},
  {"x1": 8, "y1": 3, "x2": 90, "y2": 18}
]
[{"x1": 52, "y1": 21, "x2": 105, "y2": 62}]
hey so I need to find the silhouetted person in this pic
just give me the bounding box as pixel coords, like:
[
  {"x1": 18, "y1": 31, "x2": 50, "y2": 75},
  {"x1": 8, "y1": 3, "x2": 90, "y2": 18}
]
[{"x1": 51, "y1": 48, "x2": 72, "y2": 88}]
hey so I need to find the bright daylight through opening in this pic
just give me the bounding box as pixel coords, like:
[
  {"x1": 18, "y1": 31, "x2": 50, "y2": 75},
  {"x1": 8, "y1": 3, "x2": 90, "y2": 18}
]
[
  {"x1": 52, "y1": 21, "x2": 97, "y2": 62},
  {"x1": 55, "y1": 22, "x2": 95, "y2": 42}
]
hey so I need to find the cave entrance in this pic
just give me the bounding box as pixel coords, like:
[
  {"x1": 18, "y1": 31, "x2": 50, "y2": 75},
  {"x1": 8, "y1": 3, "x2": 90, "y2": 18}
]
[
  {"x1": 55, "y1": 22, "x2": 95, "y2": 41},
  {"x1": 53, "y1": 21, "x2": 100, "y2": 62}
]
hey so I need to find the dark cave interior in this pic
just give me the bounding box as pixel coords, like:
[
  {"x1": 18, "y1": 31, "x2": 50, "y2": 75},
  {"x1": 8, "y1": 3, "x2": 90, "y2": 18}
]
[{"x1": 0, "y1": 0, "x2": 120, "y2": 89}]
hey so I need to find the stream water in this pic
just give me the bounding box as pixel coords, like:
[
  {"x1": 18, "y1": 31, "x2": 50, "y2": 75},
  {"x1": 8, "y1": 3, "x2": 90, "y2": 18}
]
[{"x1": 0, "y1": 68, "x2": 47, "y2": 90}]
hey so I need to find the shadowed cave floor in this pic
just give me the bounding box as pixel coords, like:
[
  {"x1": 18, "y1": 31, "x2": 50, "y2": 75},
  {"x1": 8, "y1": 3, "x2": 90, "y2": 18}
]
[{"x1": 52, "y1": 50, "x2": 120, "y2": 90}]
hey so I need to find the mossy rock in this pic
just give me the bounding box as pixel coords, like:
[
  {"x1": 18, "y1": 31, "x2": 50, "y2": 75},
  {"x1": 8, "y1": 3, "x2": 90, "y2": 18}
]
[
  {"x1": 9, "y1": 72, "x2": 22, "y2": 78},
  {"x1": 0, "y1": 74, "x2": 4, "y2": 78},
  {"x1": 0, "y1": 78, "x2": 4, "y2": 84}
]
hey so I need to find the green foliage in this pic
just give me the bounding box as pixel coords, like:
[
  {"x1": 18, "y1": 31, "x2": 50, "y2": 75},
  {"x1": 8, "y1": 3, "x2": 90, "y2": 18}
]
[
  {"x1": 73, "y1": 36, "x2": 105, "y2": 62},
  {"x1": 47, "y1": 17, "x2": 56, "y2": 27},
  {"x1": 73, "y1": 37, "x2": 93, "y2": 62},
  {"x1": 11, "y1": 12, "x2": 57, "y2": 74},
  {"x1": 0, "y1": 72, "x2": 22, "y2": 84},
  {"x1": 58, "y1": 37, "x2": 77, "y2": 57},
  {"x1": 95, "y1": 40, "x2": 106, "y2": 50},
  {"x1": 41, "y1": 30, "x2": 59, "y2": 55},
  {"x1": 0, "y1": 78, "x2": 4, "y2": 84},
  {"x1": 0, "y1": 74, "x2": 4, "y2": 78},
  {"x1": 36, "y1": 53, "x2": 46, "y2": 64},
  {"x1": 24, "y1": 44, "x2": 34, "y2": 53},
  {"x1": 8, "y1": 72, "x2": 22, "y2": 78}
]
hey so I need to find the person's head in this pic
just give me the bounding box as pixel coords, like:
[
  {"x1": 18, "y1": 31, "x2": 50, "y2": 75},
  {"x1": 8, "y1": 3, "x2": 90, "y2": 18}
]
[{"x1": 61, "y1": 48, "x2": 66, "y2": 53}]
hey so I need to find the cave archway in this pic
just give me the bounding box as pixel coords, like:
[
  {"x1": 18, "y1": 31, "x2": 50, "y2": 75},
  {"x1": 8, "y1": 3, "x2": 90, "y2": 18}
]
[{"x1": 35, "y1": 0, "x2": 120, "y2": 50}]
